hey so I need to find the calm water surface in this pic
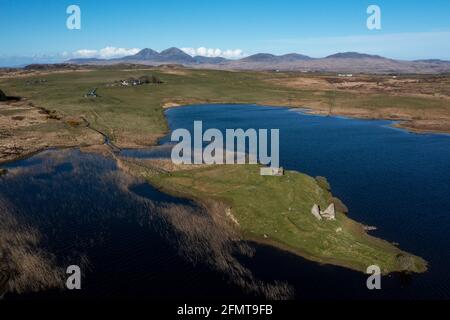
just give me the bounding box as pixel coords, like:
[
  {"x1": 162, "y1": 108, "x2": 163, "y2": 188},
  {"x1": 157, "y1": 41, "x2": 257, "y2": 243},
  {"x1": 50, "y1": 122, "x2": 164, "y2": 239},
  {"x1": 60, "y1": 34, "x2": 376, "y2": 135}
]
[{"x1": 1, "y1": 104, "x2": 449, "y2": 299}]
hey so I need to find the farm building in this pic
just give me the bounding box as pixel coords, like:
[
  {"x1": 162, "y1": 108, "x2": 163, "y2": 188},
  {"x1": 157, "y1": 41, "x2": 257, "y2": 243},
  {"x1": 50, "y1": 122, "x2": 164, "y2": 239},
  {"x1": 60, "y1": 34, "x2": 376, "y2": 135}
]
[{"x1": 260, "y1": 167, "x2": 284, "y2": 176}]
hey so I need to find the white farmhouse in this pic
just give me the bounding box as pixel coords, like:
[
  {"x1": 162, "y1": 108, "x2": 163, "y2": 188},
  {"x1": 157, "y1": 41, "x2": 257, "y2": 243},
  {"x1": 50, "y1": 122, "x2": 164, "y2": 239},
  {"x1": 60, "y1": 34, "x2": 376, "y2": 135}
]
[{"x1": 260, "y1": 167, "x2": 284, "y2": 176}]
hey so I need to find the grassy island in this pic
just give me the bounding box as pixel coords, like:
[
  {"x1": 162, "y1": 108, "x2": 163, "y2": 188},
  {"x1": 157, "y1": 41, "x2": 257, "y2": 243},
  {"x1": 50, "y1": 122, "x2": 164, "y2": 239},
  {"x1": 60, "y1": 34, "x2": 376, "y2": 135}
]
[{"x1": 135, "y1": 162, "x2": 427, "y2": 274}]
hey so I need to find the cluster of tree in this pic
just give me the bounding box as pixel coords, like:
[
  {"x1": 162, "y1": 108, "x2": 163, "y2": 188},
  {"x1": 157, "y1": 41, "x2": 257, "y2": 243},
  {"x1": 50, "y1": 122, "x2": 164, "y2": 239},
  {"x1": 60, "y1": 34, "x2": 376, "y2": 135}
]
[{"x1": 138, "y1": 75, "x2": 164, "y2": 84}]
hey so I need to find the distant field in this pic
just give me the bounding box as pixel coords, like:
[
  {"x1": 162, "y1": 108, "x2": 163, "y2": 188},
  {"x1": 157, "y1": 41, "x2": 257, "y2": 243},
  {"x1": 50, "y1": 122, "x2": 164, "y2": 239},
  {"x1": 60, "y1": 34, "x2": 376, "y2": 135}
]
[{"x1": 1, "y1": 67, "x2": 449, "y2": 152}]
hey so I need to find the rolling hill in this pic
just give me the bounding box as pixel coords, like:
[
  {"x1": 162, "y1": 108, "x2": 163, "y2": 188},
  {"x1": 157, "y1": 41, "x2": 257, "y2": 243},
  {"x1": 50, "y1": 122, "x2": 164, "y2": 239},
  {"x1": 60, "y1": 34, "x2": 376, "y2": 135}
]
[{"x1": 65, "y1": 48, "x2": 450, "y2": 74}]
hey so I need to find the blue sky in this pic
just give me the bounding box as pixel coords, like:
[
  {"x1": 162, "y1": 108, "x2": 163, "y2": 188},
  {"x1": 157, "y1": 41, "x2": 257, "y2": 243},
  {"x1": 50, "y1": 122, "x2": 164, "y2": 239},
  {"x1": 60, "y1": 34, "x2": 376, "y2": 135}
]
[{"x1": 1, "y1": 0, "x2": 450, "y2": 61}]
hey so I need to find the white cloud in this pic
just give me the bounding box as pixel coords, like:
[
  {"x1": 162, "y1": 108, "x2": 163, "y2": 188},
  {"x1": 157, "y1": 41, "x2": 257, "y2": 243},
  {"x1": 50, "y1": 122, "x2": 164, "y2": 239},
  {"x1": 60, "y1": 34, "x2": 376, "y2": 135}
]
[
  {"x1": 72, "y1": 46, "x2": 141, "y2": 59},
  {"x1": 67, "y1": 46, "x2": 244, "y2": 60},
  {"x1": 73, "y1": 49, "x2": 98, "y2": 58},
  {"x1": 181, "y1": 47, "x2": 244, "y2": 59},
  {"x1": 222, "y1": 49, "x2": 244, "y2": 59}
]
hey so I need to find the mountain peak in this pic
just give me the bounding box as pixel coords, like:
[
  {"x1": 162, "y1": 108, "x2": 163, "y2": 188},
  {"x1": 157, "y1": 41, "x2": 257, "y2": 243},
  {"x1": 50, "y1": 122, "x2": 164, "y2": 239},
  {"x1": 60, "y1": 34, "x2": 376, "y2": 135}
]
[
  {"x1": 126, "y1": 48, "x2": 159, "y2": 60},
  {"x1": 160, "y1": 47, "x2": 186, "y2": 55},
  {"x1": 137, "y1": 48, "x2": 158, "y2": 55},
  {"x1": 326, "y1": 52, "x2": 385, "y2": 59},
  {"x1": 279, "y1": 53, "x2": 313, "y2": 61},
  {"x1": 158, "y1": 47, "x2": 194, "y2": 63},
  {"x1": 193, "y1": 56, "x2": 227, "y2": 64},
  {"x1": 121, "y1": 47, "x2": 194, "y2": 63},
  {"x1": 62, "y1": 47, "x2": 450, "y2": 74},
  {"x1": 241, "y1": 53, "x2": 276, "y2": 62}
]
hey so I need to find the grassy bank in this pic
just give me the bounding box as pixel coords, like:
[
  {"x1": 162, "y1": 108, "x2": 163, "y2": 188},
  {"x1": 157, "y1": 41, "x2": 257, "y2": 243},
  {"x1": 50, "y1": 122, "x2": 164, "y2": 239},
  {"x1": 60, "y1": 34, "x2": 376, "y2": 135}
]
[
  {"x1": 141, "y1": 162, "x2": 427, "y2": 274},
  {"x1": 1, "y1": 68, "x2": 449, "y2": 153},
  {"x1": 0, "y1": 67, "x2": 430, "y2": 274}
]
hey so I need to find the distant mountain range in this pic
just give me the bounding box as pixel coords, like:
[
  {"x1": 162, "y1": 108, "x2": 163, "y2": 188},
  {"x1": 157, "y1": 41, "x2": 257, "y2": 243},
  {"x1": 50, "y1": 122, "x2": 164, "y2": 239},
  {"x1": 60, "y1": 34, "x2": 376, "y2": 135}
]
[{"x1": 63, "y1": 47, "x2": 450, "y2": 74}]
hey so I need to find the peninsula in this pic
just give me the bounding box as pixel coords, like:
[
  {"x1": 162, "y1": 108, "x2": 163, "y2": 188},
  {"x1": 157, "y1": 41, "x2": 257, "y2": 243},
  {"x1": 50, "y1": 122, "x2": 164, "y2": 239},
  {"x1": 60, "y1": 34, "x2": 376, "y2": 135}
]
[{"x1": 0, "y1": 65, "x2": 432, "y2": 274}]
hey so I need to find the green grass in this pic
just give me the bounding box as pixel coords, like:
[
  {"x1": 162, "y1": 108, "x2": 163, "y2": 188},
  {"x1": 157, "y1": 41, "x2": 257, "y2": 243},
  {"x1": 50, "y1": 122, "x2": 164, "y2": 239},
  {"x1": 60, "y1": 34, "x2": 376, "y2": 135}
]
[
  {"x1": 147, "y1": 164, "x2": 427, "y2": 274},
  {"x1": 1, "y1": 68, "x2": 448, "y2": 145},
  {"x1": 0, "y1": 67, "x2": 431, "y2": 273}
]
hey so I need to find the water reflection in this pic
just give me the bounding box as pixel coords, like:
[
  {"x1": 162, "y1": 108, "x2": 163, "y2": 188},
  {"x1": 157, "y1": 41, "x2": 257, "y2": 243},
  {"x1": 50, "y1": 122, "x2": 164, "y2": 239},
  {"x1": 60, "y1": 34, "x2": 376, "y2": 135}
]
[{"x1": 0, "y1": 149, "x2": 292, "y2": 300}]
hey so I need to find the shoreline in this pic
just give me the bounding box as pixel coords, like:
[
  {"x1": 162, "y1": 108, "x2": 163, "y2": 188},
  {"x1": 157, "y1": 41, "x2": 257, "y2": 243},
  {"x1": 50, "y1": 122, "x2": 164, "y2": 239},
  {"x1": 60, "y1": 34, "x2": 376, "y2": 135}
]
[
  {"x1": 2, "y1": 100, "x2": 449, "y2": 166},
  {"x1": 2, "y1": 67, "x2": 449, "y2": 166},
  {"x1": 162, "y1": 101, "x2": 450, "y2": 135},
  {"x1": 140, "y1": 160, "x2": 427, "y2": 275},
  {"x1": 0, "y1": 101, "x2": 430, "y2": 275}
]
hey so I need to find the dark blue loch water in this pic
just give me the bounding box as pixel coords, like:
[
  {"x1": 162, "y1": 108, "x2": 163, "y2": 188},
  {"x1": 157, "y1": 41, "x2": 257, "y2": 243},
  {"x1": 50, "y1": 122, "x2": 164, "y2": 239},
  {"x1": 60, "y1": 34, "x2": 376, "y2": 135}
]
[
  {"x1": 159, "y1": 104, "x2": 450, "y2": 299},
  {"x1": 0, "y1": 150, "x2": 266, "y2": 300},
  {"x1": 1, "y1": 104, "x2": 449, "y2": 300}
]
